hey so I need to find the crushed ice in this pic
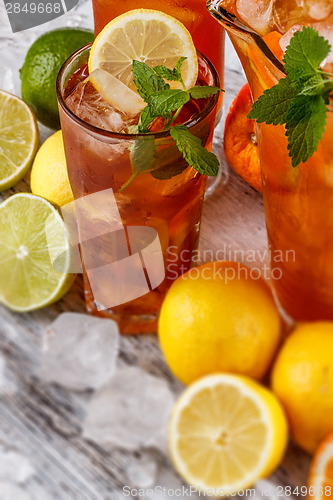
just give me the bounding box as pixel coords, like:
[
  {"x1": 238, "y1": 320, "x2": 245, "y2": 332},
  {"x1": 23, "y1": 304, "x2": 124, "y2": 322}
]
[
  {"x1": 40, "y1": 313, "x2": 119, "y2": 391},
  {"x1": 0, "y1": 447, "x2": 35, "y2": 485},
  {"x1": 126, "y1": 453, "x2": 158, "y2": 488},
  {"x1": 83, "y1": 365, "x2": 175, "y2": 452}
]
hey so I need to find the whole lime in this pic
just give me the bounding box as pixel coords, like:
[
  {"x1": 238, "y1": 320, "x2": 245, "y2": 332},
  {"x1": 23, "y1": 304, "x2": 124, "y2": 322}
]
[{"x1": 20, "y1": 28, "x2": 94, "y2": 129}]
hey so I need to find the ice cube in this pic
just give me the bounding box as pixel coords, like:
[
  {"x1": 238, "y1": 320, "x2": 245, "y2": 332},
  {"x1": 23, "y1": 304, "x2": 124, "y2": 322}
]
[
  {"x1": 83, "y1": 366, "x2": 175, "y2": 451},
  {"x1": 280, "y1": 19, "x2": 333, "y2": 70},
  {"x1": 127, "y1": 453, "x2": 158, "y2": 488},
  {"x1": 145, "y1": 465, "x2": 202, "y2": 500},
  {"x1": 305, "y1": 0, "x2": 333, "y2": 21},
  {"x1": 0, "y1": 482, "x2": 32, "y2": 500},
  {"x1": 40, "y1": 313, "x2": 119, "y2": 391},
  {"x1": 145, "y1": 467, "x2": 183, "y2": 500},
  {"x1": 0, "y1": 449, "x2": 35, "y2": 485},
  {"x1": 236, "y1": 0, "x2": 275, "y2": 34},
  {"x1": 274, "y1": 0, "x2": 333, "y2": 32},
  {"x1": 279, "y1": 24, "x2": 302, "y2": 52},
  {"x1": 65, "y1": 68, "x2": 145, "y2": 133}
]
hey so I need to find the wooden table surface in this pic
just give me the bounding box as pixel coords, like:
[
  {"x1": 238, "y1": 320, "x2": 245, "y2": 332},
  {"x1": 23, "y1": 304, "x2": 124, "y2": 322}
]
[{"x1": 0, "y1": 2, "x2": 311, "y2": 498}]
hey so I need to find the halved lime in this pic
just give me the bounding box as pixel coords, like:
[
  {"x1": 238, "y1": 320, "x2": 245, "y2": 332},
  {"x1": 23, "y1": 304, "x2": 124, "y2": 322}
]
[
  {"x1": 0, "y1": 90, "x2": 39, "y2": 191},
  {"x1": 0, "y1": 194, "x2": 73, "y2": 312}
]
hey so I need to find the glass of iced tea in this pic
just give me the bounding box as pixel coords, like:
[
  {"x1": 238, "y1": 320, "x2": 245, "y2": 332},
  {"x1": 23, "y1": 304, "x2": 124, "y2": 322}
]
[
  {"x1": 207, "y1": 0, "x2": 333, "y2": 321},
  {"x1": 56, "y1": 44, "x2": 219, "y2": 334}
]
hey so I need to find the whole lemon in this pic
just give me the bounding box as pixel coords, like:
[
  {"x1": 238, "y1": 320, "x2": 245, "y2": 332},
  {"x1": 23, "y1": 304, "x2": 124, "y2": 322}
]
[
  {"x1": 272, "y1": 322, "x2": 333, "y2": 454},
  {"x1": 158, "y1": 261, "x2": 281, "y2": 385},
  {"x1": 30, "y1": 130, "x2": 74, "y2": 207}
]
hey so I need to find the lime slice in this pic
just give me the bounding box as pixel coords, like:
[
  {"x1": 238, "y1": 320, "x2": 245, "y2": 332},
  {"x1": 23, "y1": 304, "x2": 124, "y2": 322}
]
[
  {"x1": 0, "y1": 90, "x2": 39, "y2": 191},
  {"x1": 0, "y1": 194, "x2": 73, "y2": 312}
]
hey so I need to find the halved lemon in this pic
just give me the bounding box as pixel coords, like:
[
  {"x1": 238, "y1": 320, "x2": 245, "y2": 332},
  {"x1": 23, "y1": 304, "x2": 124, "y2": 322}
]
[
  {"x1": 0, "y1": 194, "x2": 74, "y2": 312},
  {"x1": 169, "y1": 374, "x2": 288, "y2": 494},
  {"x1": 309, "y1": 432, "x2": 333, "y2": 500},
  {"x1": 0, "y1": 90, "x2": 39, "y2": 191},
  {"x1": 88, "y1": 9, "x2": 198, "y2": 91}
]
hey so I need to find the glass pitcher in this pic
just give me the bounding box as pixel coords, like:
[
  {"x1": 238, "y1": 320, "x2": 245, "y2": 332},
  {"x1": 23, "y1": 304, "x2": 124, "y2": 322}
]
[{"x1": 207, "y1": 0, "x2": 333, "y2": 322}]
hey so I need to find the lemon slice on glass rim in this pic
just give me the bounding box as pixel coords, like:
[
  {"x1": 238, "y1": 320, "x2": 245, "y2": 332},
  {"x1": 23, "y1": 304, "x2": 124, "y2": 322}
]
[{"x1": 88, "y1": 8, "x2": 198, "y2": 92}]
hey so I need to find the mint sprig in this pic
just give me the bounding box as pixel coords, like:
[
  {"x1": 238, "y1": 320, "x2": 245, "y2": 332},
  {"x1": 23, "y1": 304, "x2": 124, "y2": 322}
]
[
  {"x1": 248, "y1": 27, "x2": 333, "y2": 168},
  {"x1": 170, "y1": 125, "x2": 219, "y2": 176},
  {"x1": 153, "y1": 56, "x2": 187, "y2": 89},
  {"x1": 147, "y1": 88, "x2": 191, "y2": 119},
  {"x1": 120, "y1": 57, "x2": 222, "y2": 190},
  {"x1": 132, "y1": 60, "x2": 169, "y2": 100}
]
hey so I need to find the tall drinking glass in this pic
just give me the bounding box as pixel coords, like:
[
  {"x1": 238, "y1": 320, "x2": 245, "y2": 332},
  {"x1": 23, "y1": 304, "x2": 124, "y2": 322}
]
[
  {"x1": 57, "y1": 45, "x2": 219, "y2": 333},
  {"x1": 207, "y1": 0, "x2": 333, "y2": 321}
]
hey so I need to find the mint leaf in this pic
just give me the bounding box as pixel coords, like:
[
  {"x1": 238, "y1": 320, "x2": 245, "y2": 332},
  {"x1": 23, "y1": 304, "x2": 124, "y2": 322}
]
[
  {"x1": 283, "y1": 27, "x2": 331, "y2": 79},
  {"x1": 120, "y1": 138, "x2": 157, "y2": 191},
  {"x1": 153, "y1": 57, "x2": 187, "y2": 85},
  {"x1": 248, "y1": 77, "x2": 297, "y2": 125},
  {"x1": 177, "y1": 56, "x2": 187, "y2": 72},
  {"x1": 151, "y1": 161, "x2": 188, "y2": 180},
  {"x1": 151, "y1": 141, "x2": 189, "y2": 180},
  {"x1": 138, "y1": 105, "x2": 156, "y2": 133},
  {"x1": 286, "y1": 95, "x2": 327, "y2": 167},
  {"x1": 123, "y1": 58, "x2": 222, "y2": 189},
  {"x1": 249, "y1": 27, "x2": 332, "y2": 168},
  {"x1": 130, "y1": 138, "x2": 156, "y2": 173},
  {"x1": 189, "y1": 86, "x2": 221, "y2": 99},
  {"x1": 170, "y1": 125, "x2": 219, "y2": 176},
  {"x1": 132, "y1": 60, "x2": 169, "y2": 100},
  {"x1": 298, "y1": 74, "x2": 327, "y2": 96},
  {"x1": 148, "y1": 89, "x2": 190, "y2": 119},
  {"x1": 299, "y1": 75, "x2": 333, "y2": 100}
]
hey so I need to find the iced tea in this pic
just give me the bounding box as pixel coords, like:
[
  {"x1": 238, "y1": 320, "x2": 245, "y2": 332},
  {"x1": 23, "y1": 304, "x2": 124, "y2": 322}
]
[
  {"x1": 208, "y1": 0, "x2": 333, "y2": 320},
  {"x1": 57, "y1": 45, "x2": 219, "y2": 333}
]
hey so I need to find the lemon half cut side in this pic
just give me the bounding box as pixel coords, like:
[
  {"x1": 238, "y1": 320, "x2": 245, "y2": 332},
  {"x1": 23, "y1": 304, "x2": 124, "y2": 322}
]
[{"x1": 169, "y1": 374, "x2": 288, "y2": 495}]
